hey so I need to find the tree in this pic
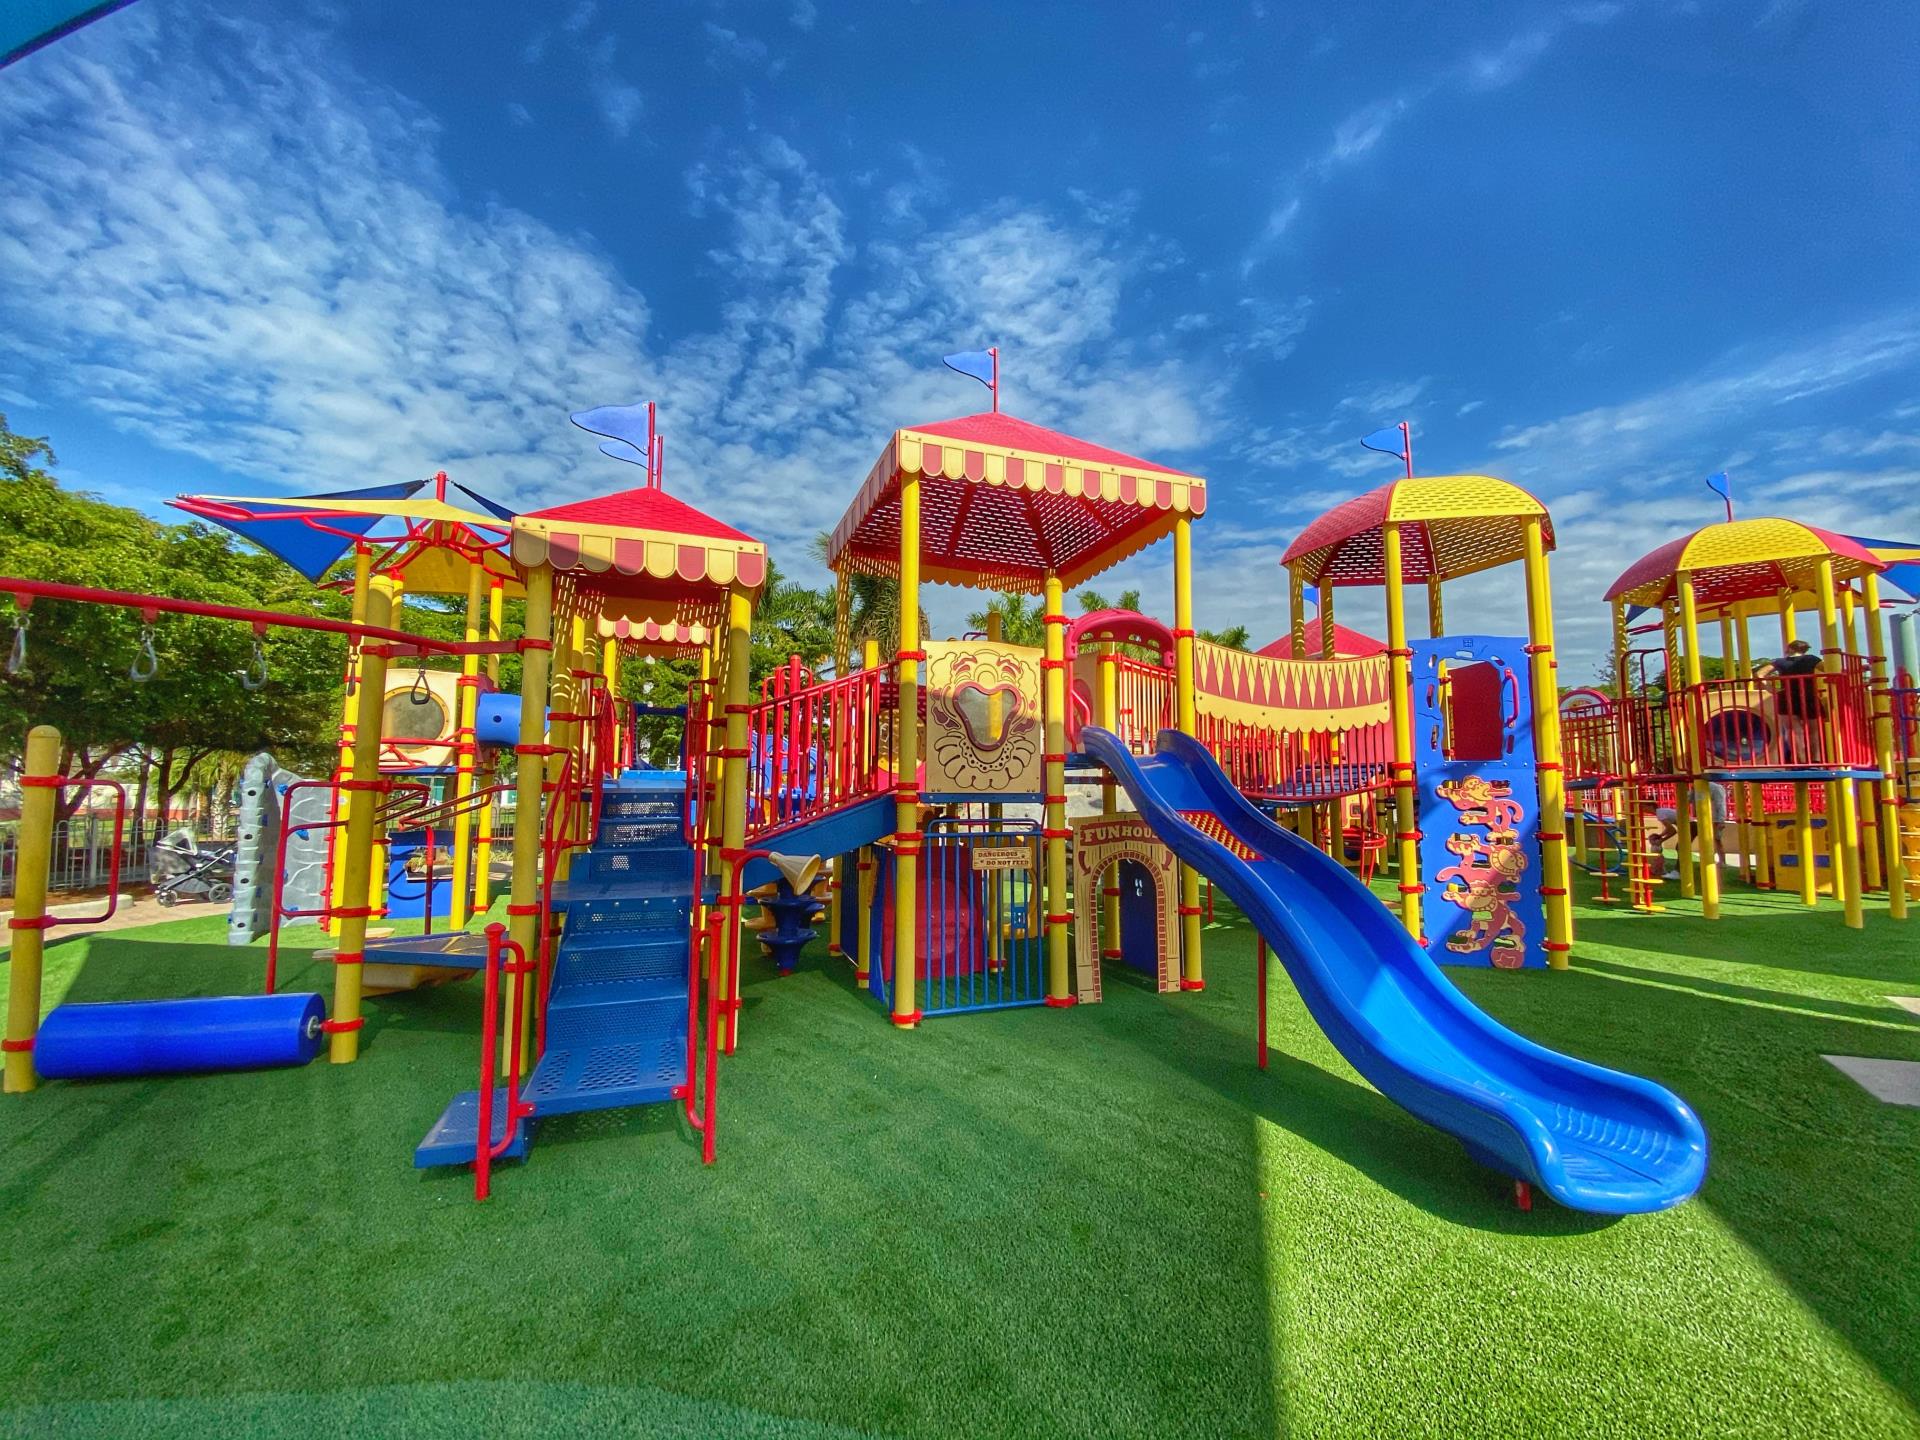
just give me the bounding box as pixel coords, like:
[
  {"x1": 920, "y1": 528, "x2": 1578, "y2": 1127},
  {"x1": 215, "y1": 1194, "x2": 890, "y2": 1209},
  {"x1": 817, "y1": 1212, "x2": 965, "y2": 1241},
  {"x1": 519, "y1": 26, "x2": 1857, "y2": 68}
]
[
  {"x1": 965, "y1": 592, "x2": 1047, "y2": 647},
  {"x1": 807, "y1": 531, "x2": 921, "y2": 664},
  {"x1": 1199, "y1": 624, "x2": 1250, "y2": 650},
  {"x1": 1, "y1": 414, "x2": 344, "y2": 818},
  {"x1": 1076, "y1": 586, "x2": 1143, "y2": 615}
]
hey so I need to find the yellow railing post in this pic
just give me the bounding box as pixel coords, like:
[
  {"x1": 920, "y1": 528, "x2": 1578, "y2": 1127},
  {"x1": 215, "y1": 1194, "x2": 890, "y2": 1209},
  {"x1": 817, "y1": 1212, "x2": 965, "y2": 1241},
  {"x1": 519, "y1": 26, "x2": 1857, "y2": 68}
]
[
  {"x1": 1382, "y1": 523, "x2": 1421, "y2": 942},
  {"x1": 1174, "y1": 516, "x2": 1204, "y2": 988},
  {"x1": 1676, "y1": 572, "x2": 1721, "y2": 920},
  {"x1": 1522, "y1": 517, "x2": 1574, "y2": 963},
  {"x1": 854, "y1": 638, "x2": 881, "y2": 986},
  {"x1": 505, "y1": 565, "x2": 554, "y2": 1074},
  {"x1": 1816, "y1": 558, "x2": 1865, "y2": 928},
  {"x1": 473, "y1": 578, "x2": 505, "y2": 916},
  {"x1": 1427, "y1": 578, "x2": 1445, "y2": 640},
  {"x1": 449, "y1": 559, "x2": 485, "y2": 930},
  {"x1": 329, "y1": 580, "x2": 396, "y2": 1064},
  {"x1": 1043, "y1": 574, "x2": 1073, "y2": 1004},
  {"x1": 719, "y1": 583, "x2": 755, "y2": 1049},
  {"x1": 1862, "y1": 572, "x2": 1907, "y2": 919},
  {"x1": 1098, "y1": 643, "x2": 1121, "y2": 961},
  {"x1": 4, "y1": 725, "x2": 63, "y2": 1093},
  {"x1": 892, "y1": 467, "x2": 922, "y2": 1027},
  {"x1": 328, "y1": 544, "x2": 375, "y2": 932}
]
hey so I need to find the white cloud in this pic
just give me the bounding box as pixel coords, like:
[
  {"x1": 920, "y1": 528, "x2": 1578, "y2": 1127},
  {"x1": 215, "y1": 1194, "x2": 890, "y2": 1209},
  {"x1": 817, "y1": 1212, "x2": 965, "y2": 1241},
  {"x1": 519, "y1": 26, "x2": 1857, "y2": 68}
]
[
  {"x1": 1457, "y1": 399, "x2": 1486, "y2": 416},
  {"x1": 790, "y1": 0, "x2": 818, "y2": 32},
  {"x1": 0, "y1": 10, "x2": 1219, "y2": 613}
]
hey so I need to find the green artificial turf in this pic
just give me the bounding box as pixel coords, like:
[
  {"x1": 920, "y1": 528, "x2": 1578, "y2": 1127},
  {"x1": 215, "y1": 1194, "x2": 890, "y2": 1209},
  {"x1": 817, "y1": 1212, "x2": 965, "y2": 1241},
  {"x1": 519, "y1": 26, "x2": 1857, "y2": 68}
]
[{"x1": 1, "y1": 875, "x2": 1917, "y2": 1439}]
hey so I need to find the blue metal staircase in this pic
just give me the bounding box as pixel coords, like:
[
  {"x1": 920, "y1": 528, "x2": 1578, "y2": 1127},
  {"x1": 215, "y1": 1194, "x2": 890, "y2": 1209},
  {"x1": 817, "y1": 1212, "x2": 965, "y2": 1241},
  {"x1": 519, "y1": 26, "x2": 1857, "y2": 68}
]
[{"x1": 415, "y1": 770, "x2": 696, "y2": 1169}]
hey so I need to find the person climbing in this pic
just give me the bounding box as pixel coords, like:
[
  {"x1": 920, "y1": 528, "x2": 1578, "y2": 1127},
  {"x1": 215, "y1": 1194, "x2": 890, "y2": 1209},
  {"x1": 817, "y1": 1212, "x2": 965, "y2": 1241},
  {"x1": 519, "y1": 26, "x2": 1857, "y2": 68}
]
[{"x1": 1756, "y1": 639, "x2": 1822, "y2": 762}]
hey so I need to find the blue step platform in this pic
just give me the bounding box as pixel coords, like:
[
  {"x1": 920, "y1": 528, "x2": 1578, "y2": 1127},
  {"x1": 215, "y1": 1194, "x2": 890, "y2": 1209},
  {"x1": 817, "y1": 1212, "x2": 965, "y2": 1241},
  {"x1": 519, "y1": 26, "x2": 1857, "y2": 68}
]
[{"x1": 414, "y1": 770, "x2": 696, "y2": 1171}]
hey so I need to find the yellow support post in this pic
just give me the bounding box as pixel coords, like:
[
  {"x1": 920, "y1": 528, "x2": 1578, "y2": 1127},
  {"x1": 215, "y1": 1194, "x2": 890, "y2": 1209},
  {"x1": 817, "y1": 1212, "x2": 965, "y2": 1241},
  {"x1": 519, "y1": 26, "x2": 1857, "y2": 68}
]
[
  {"x1": 1317, "y1": 578, "x2": 1336, "y2": 660},
  {"x1": 718, "y1": 584, "x2": 755, "y2": 1049},
  {"x1": 853, "y1": 637, "x2": 882, "y2": 985},
  {"x1": 330, "y1": 579, "x2": 397, "y2": 1064},
  {"x1": 1288, "y1": 567, "x2": 1307, "y2": 659},
  {"x1": 1862, "y1": 572, "x2": 1907, "y2": 919},
  {"x1": 4, "y1": 725, "x2": 62, "y2": 1092},
  {"x1": 505, "y1": 565, "x2": 554, "y2": 1074},
  {"x1": 1664, "y1": 602, "x2": 1696, "y2": 899},
  {"x1": 1522, "y1": 517, "x2": 1573, "y2": 963},
  {"x1": 1730, "y1": 608, "x2": 1756, "y2": 887},
  {"x1": 1816, "y1": 557, "x2": 1865, "y2": 928},
  {"x1": 328, "y1": 544, "x2": 375, "y2": 931},
  {"x1": 1427, "y1": 578, "x2": 1445, "y2": 640},
  {"x1": 1779, "y1": 594, "x2": 1815, "y2": 905},
  {"x1": 602, "y1": 628, "x2": 621, "y2": 768},
  {"x1": 891, "y1": 469, "x2": 923, "y2": 1027},
  {"x1": 1174, "y1": 517, "x2": 1204, "y2": 989},
  {"x1": 473, "y1": 577, "x2": 505, "y2": 917},
  {"x1": 1381, "y1": 525, "x2": 1421, "y2": 942},
  {"x1": 1098, "y1": 643, "x2": 1121, "y2": 963},
  {"x1": 1676, "y1": 572, "x2": 1721, "y2": 920},
  {"x1": 1043, "y1": 574, "x2": 1074, "y2": 1004},
  {"x1": 449, "y1": 560, "x2": 486, "y2": 930}
]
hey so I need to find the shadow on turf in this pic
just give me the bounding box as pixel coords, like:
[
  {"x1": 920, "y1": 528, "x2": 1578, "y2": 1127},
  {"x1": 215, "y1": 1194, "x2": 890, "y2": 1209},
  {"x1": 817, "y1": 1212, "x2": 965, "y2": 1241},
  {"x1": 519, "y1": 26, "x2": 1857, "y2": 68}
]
[
  {"x1": 1577, "y1": 885, "x2": 1909, "y2": 984},
  {"x1": 1461, "y1": 956, "x2": 1920, "y2": 1407}
]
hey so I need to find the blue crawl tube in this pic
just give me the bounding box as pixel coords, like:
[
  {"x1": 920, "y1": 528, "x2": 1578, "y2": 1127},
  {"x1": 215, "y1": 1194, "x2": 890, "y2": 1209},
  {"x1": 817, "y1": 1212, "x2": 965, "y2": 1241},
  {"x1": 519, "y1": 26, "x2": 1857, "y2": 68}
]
[{"x1": 34, "y1": 992, "x2": 328, "y2": 1079}]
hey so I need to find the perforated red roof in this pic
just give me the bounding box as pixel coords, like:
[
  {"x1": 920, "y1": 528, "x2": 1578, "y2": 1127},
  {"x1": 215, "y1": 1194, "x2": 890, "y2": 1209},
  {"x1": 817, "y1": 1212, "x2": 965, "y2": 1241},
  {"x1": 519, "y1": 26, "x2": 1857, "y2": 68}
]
[
  {"x1": 1256, "y1": 618, "x2": 1386, "y2": 658},
  {"x1": 826, "y1": 412, "x2": 1207, "y2": 593},
  {"x1": 521, "y1": 486, "x2": 759, "y2": 545}
]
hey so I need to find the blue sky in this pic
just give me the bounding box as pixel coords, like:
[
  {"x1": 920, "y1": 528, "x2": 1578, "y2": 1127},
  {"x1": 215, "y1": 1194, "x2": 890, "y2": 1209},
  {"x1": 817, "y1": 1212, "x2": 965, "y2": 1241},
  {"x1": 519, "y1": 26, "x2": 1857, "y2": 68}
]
[{"x1": 2, "y1": 0, "x2": 1917, "y2": 672}]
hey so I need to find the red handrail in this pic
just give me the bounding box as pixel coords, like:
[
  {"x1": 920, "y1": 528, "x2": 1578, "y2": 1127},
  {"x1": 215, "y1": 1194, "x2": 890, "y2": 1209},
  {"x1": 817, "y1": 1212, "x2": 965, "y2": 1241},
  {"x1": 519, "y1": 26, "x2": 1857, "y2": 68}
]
[
  {"x1": 30, "y1": 778, "x2": 127, "y2": 929},
  {"x1": 474, "y1": 922, "x2": 535, "y2": 1201},
  {"x1": 741, "y1": 666, "x2": 889, "y2": 841},
  {"x1": 1669, "y1": 661, "x2": 1875, "y2": 774}
]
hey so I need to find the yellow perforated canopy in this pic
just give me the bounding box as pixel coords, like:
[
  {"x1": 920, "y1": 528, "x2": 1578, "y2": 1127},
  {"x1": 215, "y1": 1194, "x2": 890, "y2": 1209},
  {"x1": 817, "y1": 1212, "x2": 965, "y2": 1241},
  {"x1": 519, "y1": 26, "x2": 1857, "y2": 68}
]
[
  {"x1": 1604, "y1": 518, "x2": 1883, "y2": 609},
  {"x1": 1281, "y1": 475, "x2": 1553, "y2": 586}
]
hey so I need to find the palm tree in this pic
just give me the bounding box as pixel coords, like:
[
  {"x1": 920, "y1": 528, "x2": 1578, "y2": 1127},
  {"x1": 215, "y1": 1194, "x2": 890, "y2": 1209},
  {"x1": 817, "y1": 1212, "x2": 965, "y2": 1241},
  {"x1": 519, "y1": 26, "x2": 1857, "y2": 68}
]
[
  {"x1": 809, "y1": 532, "x2": 924, "y2": 665},
  {"x1": 965, "y1": 592, "x2": 1048, "y2": 646},
  {"x1": 1076, "y1": 586, "x2": 1143, "y2": 614}
]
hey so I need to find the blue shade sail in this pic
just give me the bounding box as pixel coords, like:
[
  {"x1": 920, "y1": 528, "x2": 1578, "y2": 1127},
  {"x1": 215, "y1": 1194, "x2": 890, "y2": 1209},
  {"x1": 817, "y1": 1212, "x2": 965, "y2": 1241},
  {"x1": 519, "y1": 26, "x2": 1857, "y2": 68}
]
[
  {"x1": 176, "y1": 480, "x2": 425, "y2": 581},
  {"x1": 2, "y1": 0, "x2": 135, "y2": 69}
]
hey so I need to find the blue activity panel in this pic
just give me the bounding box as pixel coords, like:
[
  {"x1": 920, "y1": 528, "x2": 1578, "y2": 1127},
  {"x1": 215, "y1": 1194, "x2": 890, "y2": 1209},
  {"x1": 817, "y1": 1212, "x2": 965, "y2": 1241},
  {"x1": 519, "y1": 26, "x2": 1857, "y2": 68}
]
[{"x1": 1410, "y1": 636, "x2": 1546, "y2": 969}]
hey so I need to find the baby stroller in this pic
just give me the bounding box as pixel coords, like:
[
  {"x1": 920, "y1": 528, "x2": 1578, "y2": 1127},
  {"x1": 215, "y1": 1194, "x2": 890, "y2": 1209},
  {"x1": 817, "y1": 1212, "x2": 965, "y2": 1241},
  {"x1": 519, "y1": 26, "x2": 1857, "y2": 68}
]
[{"x1": 150, "y1": 828, "x2": 235, "y2": 907}]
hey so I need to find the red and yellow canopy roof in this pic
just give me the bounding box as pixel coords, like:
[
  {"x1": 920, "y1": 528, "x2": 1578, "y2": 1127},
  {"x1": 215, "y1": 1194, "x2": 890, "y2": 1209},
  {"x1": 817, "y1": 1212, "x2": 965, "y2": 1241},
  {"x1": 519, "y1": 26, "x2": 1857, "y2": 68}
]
[
  {"x1": 512, "y1": 486, "x2": 768, "y2": 603},
  {"x1": 1283, "y1": 475, "x2": 1553, "y2": 586},
  {"x1": 825, "y1": 412, "x2": 1206, "y2": 593},
  {"x1": 1604, "y1": 518, "x2": 1882, "y2": 610}
]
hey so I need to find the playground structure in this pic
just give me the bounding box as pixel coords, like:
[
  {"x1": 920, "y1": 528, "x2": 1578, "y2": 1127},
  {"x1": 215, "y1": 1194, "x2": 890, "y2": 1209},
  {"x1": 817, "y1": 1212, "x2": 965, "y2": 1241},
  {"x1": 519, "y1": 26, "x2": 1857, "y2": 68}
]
[
  {"x1": 1, "y1": 389, "x2": 1732, "y2": 1214},
  {"x1": 1558, "y1": 518, "x2": 1915, "y2": 929},
  {"x1": 1276, "y1": 475, "x2": 1574, "y2": 968}
]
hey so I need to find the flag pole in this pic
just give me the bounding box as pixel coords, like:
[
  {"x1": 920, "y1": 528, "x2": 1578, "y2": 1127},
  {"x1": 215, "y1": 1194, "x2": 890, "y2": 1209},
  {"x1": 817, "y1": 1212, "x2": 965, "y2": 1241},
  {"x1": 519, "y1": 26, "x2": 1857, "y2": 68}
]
[
  {"x1": 1400, "y1": 420, "x2": 1413, "y2": 479},
  {"x1": 990, "y1": 347, "x2": 1000, "y2": 413}
]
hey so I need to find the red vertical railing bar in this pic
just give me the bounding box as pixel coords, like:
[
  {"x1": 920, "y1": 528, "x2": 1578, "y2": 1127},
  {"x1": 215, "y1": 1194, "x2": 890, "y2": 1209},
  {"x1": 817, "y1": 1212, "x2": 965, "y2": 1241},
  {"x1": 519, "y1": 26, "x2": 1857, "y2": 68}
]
[{"x1": 474, "y1": 922, "x2": 535, "y2": 1202}]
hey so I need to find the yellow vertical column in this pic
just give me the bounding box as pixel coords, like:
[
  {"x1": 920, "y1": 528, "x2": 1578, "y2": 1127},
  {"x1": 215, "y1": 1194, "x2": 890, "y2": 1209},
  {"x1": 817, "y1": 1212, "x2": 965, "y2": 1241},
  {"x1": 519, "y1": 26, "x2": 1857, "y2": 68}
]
[
  {"x1": 891, "y1": 470, "x2": 923, "y2": 1027},
  {"x1": 718, "y1": 584, "x2": 755, "y2": 1048},
  {"x1": 1862, "y1": 572, "x2": 1907, "y2": 919},
  {"x1": 1839, "y1": 585, "x2": 1883, "y2": 892},
  {"x1": 854, "y1": 637, "x2": 881, "y2": 985},
  {"x1": 1381, "y1": 525, "x2": 1421, "y2": 941},
  {"x1": 505, "y1": 565, "x2": 554, "y2": 1073},
  {"x1": 1816, "y1": 557, "x2": 1865, "y2": 928},
  {"x1": 1676, "y1": 573, "x2": 1721, "y2": 919},
  {"x1": 328, "y1": 545, "x2": 375, "y2": 930},
  {"x1": 449, "y1": 560, "x2": 486, "y2": 930},
  {"x1": 1317, "y1": 578, "x2": 1336, "y2": 660},
  {"x1": 1778, "y1": 595, "x2": 1816, "y2": 905},
  {"x1": 1098, "y1": 644, "x2": 1122, "y2": 962},
  {"x1": 1288, "y1": 568, "x2": 1306, "y2": 659},
  {"x1": 554, "y1": 611, "x2": 590, "y2": 885},
  {"x1": 473, "y1": 577, "x2": 504, "y2": 917},
  {"x1": 1174, "y1": 517, "x2": 1205, "y2": 989},
  {"x1": 1522, "y1": 518, "x2": 1573, "y2": 963},
  {"x1": 330, "y1": 579, "x2": 396, "y2": 1064},
  {"x1": 3, "y1": 725, "x2": 62, "y2": 1092},
  {"x1": 1043, "y1": 574, "x2": 1074, "y2": 1004},
  {"x1": 1427, "y1": 579, "x2": 1445, "y2": 639},
  {"x1": 1662, "y1": 601, "x2": 1696, "y2": 898}
]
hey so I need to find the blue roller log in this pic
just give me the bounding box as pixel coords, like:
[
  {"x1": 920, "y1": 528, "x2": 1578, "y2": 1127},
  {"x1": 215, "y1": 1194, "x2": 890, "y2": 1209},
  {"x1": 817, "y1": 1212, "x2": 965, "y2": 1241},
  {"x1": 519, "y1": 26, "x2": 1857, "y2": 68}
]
[
  {"x1": 34, "y1": 992, "x2": 328, "y2": 1079},
  {"x1": 474, "y1": 692, "x2": 545, "y2": 750}
]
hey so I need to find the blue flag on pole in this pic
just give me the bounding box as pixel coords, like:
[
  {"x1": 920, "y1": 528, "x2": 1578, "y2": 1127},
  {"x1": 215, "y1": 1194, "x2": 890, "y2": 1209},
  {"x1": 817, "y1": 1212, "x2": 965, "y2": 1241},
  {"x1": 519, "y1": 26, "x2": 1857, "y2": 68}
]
[
  {"x1": 942, "y1": 350, "x2": 995, "y2": 390},
  {"x1": 1360, "y1": 425, "x2": 1408, "y2": 462}
]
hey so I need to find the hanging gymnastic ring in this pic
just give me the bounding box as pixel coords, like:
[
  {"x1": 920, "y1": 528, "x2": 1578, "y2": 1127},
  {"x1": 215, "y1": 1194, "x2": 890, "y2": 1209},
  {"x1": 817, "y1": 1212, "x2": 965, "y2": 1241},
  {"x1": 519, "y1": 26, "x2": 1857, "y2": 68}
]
[
  {"x1": 409, "y1": 664, "x2": 431, "y2": 705},
  {"x1": 129, "y1": 625, "x2": 160, "y2": 683}
]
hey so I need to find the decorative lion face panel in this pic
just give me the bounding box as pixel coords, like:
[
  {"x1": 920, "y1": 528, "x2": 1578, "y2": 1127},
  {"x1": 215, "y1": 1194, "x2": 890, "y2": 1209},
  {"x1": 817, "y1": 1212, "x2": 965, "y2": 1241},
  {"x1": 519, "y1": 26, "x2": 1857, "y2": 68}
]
[{"x1": 924, "y1": 641, "x2": 1043, "y2": 795}]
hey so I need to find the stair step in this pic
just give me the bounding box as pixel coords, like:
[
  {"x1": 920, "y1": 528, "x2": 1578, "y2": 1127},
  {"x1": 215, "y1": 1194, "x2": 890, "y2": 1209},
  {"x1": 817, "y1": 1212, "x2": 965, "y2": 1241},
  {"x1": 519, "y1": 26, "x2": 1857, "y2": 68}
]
[
  {"x1": 545, "y1": 975, "x2": 686, "y2": 1009},
  {"x1": 414, "y1": 1088, "x2": 534, "y2": 1169},
  {"x1": 526, "y1": 1004, "x2": 688, "y2": 1116}
]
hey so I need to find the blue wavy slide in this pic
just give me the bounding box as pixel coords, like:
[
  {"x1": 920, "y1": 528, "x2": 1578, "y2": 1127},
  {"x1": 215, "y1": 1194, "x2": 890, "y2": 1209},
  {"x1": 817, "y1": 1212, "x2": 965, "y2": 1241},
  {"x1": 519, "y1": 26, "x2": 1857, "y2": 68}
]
[{"x1": 1083, "y1": 727, "x2": 1708, "y2": 1215}]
